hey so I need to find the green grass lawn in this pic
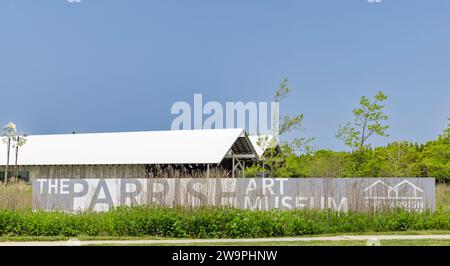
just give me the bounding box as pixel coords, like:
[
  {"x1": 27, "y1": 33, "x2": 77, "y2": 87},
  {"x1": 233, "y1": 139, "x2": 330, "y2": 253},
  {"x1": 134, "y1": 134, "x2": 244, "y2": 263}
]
[
  {"x1": 91, "y1": 239, "x2": 450, "y2": 246},
  {"x1": 0, "y1": 230, "x2": 449, "y2": 243}
]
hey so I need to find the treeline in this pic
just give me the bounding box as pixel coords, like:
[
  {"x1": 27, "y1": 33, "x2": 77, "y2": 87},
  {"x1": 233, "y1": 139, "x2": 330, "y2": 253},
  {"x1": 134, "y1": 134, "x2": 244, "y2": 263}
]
[
  {"x1": 247, "y1": 81, "x2": 449, "y2": 182},
  {"x1": 247, "y1": 122, "x2": 449, "y2": 182}
]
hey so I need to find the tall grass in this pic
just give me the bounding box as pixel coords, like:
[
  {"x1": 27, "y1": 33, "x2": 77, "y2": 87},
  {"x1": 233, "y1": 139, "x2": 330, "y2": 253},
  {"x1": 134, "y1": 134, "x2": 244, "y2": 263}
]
[
  {"x1": 436, "y1": 183, "x2": 450, "y2": 210},
  {"x1": 0, "y1": 182, "x2": 32, "y2": 211}
]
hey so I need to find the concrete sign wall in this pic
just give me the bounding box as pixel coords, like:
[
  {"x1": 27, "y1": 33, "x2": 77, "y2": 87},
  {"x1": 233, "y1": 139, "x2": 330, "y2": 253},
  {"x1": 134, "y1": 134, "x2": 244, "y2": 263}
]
[{"x1": 32, "y1": 178, "x2": 435, "y2": 212}]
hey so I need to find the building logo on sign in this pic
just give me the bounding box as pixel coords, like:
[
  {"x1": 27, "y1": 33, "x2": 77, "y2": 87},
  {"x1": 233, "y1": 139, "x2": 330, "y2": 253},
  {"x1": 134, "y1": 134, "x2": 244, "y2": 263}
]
[{"x1": 363, "y1": 179, "x2": 425, "y2": 211}]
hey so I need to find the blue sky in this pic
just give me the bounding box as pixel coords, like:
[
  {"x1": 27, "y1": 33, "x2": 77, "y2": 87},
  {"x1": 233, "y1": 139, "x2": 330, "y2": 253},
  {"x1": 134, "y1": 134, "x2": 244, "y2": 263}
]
[{"x1": 0, "y1": 0, "x2": 449, "y2": 151}]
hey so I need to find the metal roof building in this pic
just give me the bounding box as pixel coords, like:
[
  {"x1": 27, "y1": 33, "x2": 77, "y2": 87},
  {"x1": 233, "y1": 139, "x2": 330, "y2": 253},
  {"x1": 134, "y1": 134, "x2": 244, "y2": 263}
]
[{"x1": 0, "y1": 128, "x2": 260, "y2": 180}]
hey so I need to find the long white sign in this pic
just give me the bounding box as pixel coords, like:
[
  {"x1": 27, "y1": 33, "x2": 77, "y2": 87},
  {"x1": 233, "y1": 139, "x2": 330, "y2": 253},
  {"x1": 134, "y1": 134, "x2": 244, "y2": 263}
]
[{"x1": 32, "y1": 178, "x2": 435, "y2": 212}]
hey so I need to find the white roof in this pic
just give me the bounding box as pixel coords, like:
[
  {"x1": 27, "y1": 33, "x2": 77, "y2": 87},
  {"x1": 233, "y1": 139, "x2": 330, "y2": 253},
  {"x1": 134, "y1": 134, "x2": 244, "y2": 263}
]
[{"x1": 0, "y1": 128, "x2": 257, "y2": 165}]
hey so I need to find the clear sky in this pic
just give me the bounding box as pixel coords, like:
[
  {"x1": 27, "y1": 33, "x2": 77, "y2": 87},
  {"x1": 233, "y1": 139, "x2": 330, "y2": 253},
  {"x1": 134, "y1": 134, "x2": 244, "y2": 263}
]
[{"x1": 0, "y1": 0, "x2": 449, "y2": 151}]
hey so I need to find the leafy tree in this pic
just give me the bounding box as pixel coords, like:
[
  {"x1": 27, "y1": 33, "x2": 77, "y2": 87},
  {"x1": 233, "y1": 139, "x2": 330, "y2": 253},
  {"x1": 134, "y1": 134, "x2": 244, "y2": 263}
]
[
  {"x1": 375, "y1": 142, "x2": 422, "y2": 177},
  {"x1": 444, "y1": 118, "x2": 450, "y2": 139},
  {"x1": 337, "y1": 91, "x2": 389, "y2": 151},
  {"x1": 258, "y1": 78, "x2": 314, "y2": 152},
  {"x1": 420, "y1": 119, "x2": 450, "y2": 182},
  {"x1": 313, "y1": 150, "x2": 343, "y2": 177},
  {"x1": 250, "y1": 78, "x2": 314, "y2": 177}
]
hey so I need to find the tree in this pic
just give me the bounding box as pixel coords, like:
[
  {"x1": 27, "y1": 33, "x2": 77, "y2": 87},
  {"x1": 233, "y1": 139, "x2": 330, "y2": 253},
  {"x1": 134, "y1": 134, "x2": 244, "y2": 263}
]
[
  {"x1": 2, "y1": 122, "x2": 17, "y2": 185},
  {"x1": 444, "y1": 118, "x2": 450, "y2": 139},
  {"x1": 253, "y1": 78, "x2": 314, "y2": 177},
  {"x1": 375, "y1": 141, "x2": 422, "y2": 177},
  {"x1": 420, "y1": 118, "x2": 450, "y2": 183},
  {"x1": 337, "y1": 91, "x2": 389, "y2": 151}
]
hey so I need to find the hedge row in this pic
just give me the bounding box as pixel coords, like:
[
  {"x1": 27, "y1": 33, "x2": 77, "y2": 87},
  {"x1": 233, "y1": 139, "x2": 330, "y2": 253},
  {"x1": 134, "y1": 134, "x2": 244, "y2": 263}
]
[{"x1": 0, "y1": 207, "x2": 449, "y2": 238}]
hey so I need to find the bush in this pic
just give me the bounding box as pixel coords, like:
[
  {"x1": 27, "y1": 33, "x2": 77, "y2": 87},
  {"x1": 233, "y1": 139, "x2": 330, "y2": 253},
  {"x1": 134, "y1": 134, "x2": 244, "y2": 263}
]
[{"x1": 0, "y1": 206, "x2": 448, "y2": 238}]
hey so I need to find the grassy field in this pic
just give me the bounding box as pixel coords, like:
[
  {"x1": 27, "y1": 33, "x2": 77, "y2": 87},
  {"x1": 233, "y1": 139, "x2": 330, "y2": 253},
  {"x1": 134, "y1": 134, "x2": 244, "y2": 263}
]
[
  {"x1": 101, "y1": 239, "x2": 450, "y2": 246},
  {"x1": 437, "y1": 183, "x2": 450, "y2": 210},
  {"x1": 0, "y1": 230, "x2": 449, "y2": 242},
  {"x1": 0, "y1": 182, "x2": 448, "y2": 243},
  {"x1": 0, "y1": 182, "x2": 32, "y2": 211}
]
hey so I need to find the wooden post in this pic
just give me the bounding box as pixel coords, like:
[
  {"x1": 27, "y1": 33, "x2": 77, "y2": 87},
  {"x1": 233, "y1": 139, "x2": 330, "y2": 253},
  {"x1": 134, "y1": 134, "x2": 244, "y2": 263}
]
[{"x1": 232, "y1": 156, "x2": 235, "y2": 178}]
